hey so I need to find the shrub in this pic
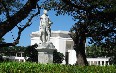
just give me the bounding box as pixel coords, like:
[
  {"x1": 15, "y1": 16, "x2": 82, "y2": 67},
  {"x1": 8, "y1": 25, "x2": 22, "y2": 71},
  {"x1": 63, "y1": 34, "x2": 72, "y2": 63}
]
[
  {"x1": 53, "y1": 50, "x2": 64, "y2": 63},
  {"x1": 0, "y1": 55, "x2": 4, "y2": 62},
  {"x1": 0, "y1": 62, "x2": 116, "y2": 73},
  {"x1": 24, "y1": 44, "x2": 38, "y2": 62}
]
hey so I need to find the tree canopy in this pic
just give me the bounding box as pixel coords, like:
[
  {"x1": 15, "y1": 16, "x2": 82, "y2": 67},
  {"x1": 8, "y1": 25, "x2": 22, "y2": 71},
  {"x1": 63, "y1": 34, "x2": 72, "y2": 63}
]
[
  {"x1": 0, "y1": 0, "x2": 39, "y2": 47},
  {"x1": 0, "y1": 0, "x2": 115, "y2": 66},
  {"x1": 86, "y1": 45, "x2": 116, "y2": 58},
  {"x1": 41, "y1": 0, "x2": 116, "y2": 48},
  {"x1": 41, "y1": 0, "x2": 116, "y2": 65},
  {"x1": 86, "y1": 45, "x2": 116, "y2": 64}
]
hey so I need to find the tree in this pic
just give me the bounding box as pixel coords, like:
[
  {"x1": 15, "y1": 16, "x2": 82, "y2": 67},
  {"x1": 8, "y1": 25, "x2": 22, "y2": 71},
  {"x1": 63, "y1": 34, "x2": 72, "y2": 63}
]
[
  {"x1": 53, "y1": 50, "x2": 64, "y2": 63},
  {"x1": 0, "y1": 38, "x2": 5, "y2": 43},
  {"x1": 0, "y1": 0, "x2": 40, "y2": 47},
  {"x1": 86, "y1": 45, "x2": 116, "y2": 64},
  {"x1": 24, "y1": 44, "x2": 38, "y2": 62},
  {"x1": 0, "y1": 45, "x2": 26, "y2": 56},
  {"x1": 41, "y1": 0, "x2": 116, "y2": 66},
  {"x1": 0, "y1": 55, "x2": 4, "y2": 62},
  {"x1": 86, "y1": 45, "x2": 108, "y2": 58}
]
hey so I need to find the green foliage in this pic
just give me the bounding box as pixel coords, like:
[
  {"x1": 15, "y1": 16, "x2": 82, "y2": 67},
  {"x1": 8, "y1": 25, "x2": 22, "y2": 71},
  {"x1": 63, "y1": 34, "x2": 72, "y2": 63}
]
[
  {"x1": 0, "y1": 0, "x2": 39, "y2": 45},
  {"x1": 86, "y1": 45, "x2": 116, "y2": 58},
  {"x1": 0, "y1": 0, "x2": 24, "y2": 22},
  {"x1": 24, "y1": 44, "x2": 38, "y2": 62},
  {"x1": 0, "y1": 0, "x2": 23, "y2": 14},
  {"x1": 41, "y1": 0, "x2": 116, "y2": 47},
  {"x1": 86, "y1": 45, "x2": 116, "y2": 64},
  {"x1": 0, "y1": 46, "x2": 26, "y2": 56},
  {"x1": 86, "y1": 45, "x2": 106, "y2": 58},
  {"x1": 0, "y1": 55, "x2": 4, "y2": 62},
  {"x1": 41, "y1": 0, "x2": 116, "y2": 65},
  {"x1": 0, "y1": 62, "x2": 116, "y2": 73},
  {"x1": 0, "y1": 38, "x2": 5, "y2": 44},
  {"x1": 53, "y1": 50, "x2": 64, "y2": 63}
]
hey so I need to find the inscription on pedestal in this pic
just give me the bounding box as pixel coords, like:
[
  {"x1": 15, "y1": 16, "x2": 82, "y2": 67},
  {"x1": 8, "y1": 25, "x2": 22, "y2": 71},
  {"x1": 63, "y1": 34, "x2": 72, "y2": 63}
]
[{"x1": 37, "y1": 49, "x2": 56, "y2": 64}]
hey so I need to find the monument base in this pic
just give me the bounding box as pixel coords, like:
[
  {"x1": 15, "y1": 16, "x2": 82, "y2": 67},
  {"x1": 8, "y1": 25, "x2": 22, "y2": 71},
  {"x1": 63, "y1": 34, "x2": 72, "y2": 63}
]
[
  {"x1": 37, "y1": 42, "x2": 55, "y2": 49},
  {"x1": 36, "y1": 49, "x2": 56, "y2": 64},
  {"x1": 36, "y1": 42, "x2": 56, "y2": 64}
]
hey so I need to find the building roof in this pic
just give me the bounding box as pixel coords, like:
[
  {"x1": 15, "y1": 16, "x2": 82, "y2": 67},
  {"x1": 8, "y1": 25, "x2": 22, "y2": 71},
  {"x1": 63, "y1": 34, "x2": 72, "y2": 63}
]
[{"x1": 31, "y1": 30, "x2": 71, "y2": 38}]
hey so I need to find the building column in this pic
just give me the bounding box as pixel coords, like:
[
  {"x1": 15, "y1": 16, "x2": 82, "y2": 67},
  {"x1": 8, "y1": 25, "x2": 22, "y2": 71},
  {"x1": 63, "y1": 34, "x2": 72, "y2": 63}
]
[
  {"x1": 21, "y1": 52, "x2": 22, "y2": 57},
  {"x1": 16, "y1": 53, "x2": 17, "y2": 57},
  {"x1": 100, "y1": 61, "x2": 102, "y2": 66}
]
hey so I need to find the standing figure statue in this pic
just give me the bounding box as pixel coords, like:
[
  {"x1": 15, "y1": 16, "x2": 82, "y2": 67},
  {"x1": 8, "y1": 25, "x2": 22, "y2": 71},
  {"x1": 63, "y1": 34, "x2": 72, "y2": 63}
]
[{"x1": 39, "y1": 10, "x2": 53, "y2": 43}]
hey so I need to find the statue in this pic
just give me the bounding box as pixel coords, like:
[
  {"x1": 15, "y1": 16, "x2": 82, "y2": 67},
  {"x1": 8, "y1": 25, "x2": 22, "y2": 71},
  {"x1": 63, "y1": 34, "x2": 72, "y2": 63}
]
[{"x1": 39, "y1": 10, "x2": 53, "y2": 43}]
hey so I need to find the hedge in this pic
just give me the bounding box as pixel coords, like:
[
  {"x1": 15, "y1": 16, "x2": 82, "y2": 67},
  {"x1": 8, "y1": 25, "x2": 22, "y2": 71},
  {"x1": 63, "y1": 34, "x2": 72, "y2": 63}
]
[{"x1": 0, "y1": 62, "x2": 116, "y2": 73}]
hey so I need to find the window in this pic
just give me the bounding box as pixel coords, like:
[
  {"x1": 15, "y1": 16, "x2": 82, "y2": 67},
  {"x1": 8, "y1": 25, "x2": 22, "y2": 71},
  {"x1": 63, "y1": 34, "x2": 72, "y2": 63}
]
[
  {"x1": 66, "y1": 44, "x2": 71, "y2": 50},
  {"x1": 17, "y1": 53, "x2": 21, "y2": 57}
]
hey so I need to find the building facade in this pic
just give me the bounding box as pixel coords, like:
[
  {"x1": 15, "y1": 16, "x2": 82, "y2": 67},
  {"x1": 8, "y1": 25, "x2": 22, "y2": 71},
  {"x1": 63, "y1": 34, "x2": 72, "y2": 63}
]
[
  {"x1": 31, "y1": 30, "x2": 77, "y2": 64},
  {"x1": 30, "y1": 30, "x2": 110, "y2": 65}
]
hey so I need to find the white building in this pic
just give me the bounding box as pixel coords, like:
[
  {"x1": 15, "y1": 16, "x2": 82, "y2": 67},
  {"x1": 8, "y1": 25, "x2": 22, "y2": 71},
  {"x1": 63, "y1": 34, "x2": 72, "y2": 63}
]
[
  {"x1": 31, "y1": 30, "x2": 77, "y2": 64},
  {"x1": 30, "y1": 30, "x2": 110, "y2": 65},
  {"x1": 31, "y1": 30, "x2": 74, "y2": 54},
  {"x1": 2, "y1": 52, "x2": 26, "y2": 62}
]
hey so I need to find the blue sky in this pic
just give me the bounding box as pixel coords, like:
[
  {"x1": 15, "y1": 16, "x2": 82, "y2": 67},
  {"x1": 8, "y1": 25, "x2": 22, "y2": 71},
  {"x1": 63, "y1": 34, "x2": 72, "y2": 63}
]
[{"x1": 3, "y1": 9, "x2": 77, "y2": 47}]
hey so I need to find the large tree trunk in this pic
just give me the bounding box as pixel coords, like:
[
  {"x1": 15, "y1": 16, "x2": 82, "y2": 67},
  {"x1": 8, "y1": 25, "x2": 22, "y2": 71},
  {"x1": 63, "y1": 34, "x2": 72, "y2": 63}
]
[
  {"x1": 74, "y1": 35, "x2": 88, "y2": 66},
  {"x1": 75, "y1": 44, "x2": 88, "y2": 66}
]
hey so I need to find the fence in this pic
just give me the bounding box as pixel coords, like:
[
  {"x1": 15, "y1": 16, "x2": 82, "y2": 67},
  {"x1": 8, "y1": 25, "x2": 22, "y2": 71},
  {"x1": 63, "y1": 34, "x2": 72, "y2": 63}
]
[{"x1": 87, "y1": 57, "x2": 110, "y2": 66}]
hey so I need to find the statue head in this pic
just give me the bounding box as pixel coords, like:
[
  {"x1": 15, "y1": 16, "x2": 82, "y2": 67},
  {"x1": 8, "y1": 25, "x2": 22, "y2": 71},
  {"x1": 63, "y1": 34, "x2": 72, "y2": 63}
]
[{"x1": 43, "y1": 10, "x2": 47, "y2": 14}]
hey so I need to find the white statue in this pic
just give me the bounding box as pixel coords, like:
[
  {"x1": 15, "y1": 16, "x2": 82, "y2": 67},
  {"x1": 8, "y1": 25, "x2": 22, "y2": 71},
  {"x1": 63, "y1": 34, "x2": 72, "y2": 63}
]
[{"x1": 39, "y1": 10, "x2": 53, "y2": 43}]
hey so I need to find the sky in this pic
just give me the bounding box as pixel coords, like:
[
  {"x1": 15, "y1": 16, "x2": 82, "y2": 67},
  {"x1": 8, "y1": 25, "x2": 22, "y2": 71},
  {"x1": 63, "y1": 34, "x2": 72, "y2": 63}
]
[{"x1": 3, "y1": 9, "x2": 77, "y2": 47}]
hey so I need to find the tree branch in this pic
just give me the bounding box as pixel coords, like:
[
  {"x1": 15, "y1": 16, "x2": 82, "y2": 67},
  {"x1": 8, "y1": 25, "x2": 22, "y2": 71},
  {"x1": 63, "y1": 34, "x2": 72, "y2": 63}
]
[
  {"x1": 1, "y1": 1, "x2": 10, "y2": 18},
  {"x1": 0, "y1": 12, "x2": 39, "y2": 47},
  {"x1": 61, "y1": 0, "x2": 92, "y2": 10},
  {"x1": 0, "y1": 0, "x2": 38, "y2": 38}
]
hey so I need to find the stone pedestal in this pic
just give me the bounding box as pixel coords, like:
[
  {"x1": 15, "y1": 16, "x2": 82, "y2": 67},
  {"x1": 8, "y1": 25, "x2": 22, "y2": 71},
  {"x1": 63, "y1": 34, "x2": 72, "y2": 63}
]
[
  {"x1": 36, "y1": 42, "x2": 56, "y2": 64},
  {"x1": 36, "y1": 49, "x2": 56, "y2": 64}
]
